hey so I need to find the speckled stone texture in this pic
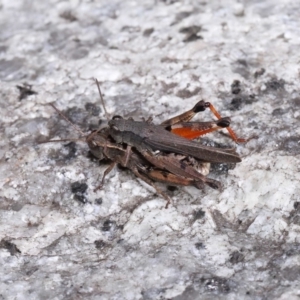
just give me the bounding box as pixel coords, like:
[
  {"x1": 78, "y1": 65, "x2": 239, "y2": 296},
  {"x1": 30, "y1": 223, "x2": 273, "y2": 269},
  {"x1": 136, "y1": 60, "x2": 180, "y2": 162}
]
[{"x1": 0, "y1": 0, "x2": 300, "y2": 299}]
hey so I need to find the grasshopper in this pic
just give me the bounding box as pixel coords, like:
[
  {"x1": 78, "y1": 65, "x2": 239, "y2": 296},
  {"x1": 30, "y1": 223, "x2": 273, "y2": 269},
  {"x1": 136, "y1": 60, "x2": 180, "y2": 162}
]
[
  {"x1": 93, "y1": 79, "x2": 248, "y2": 206},
  {"x1": 45, "y1": 79, "x2": 247, "y2": 207},
  {"x1": 104, "y1": 106, "x2": 244, "y2": 207},
  {"x1": 92, "y1": 78, "x2": 246, "y2": 177},
  {"x1": 47, "y1": 102, "x2": 221, "y2": 208}
]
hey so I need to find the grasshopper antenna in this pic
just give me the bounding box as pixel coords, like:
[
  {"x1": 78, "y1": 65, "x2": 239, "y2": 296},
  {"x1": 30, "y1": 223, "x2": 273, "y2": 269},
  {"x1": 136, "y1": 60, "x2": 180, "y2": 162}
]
[
  {"x1": 49, "y1": 103, "x2": 86, "y2": 136},
  {"x1": 39, "y1": 103, "x2": 88, "y2": 145},
  {"x1": 94, "y1": 78, "x2": 109, "y2": 121},
  {"x1": 39, "y1": 138, "x2": 86, "y2": 144}
]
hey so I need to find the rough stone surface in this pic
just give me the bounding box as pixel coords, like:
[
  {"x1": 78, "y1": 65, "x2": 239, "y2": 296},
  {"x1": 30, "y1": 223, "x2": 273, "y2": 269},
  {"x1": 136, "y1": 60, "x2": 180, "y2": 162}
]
[{"x1": 1, "y1": 0, "x2": 300, "y2": 299}]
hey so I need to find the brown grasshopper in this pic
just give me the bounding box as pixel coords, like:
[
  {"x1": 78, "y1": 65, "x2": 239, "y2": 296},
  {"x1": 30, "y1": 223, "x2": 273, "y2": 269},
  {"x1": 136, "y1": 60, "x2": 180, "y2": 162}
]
[
  {"x1": 92, "y1": 79, "x2": 247, "y2": 186},
  {"x1": 104, "y1": 111, "x2": 244, "y2": 207},
  {"x1": 104, "y1": 99, "x2": 246, "y2": 197},
  {"x1": 46, "y1": 79, "x2": 247, "y2": 207},
  {"x1": 47, "y1": 103, "x2": 221, "y2": 208}
]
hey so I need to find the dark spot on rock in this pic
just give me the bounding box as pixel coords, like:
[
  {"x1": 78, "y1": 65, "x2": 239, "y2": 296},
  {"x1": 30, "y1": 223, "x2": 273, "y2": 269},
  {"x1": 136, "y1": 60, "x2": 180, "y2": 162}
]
[
  {"x1": 16, "y1": 83, "x2": 37, "y2": 101},
  {"x1": 195, "y1": 242, "x2": 205, "y2": 249},
  {"x1": 290, "y1": 199, "x2": 300, "y2": 216},
  {"x1": 47, "y1": 141, "x2": 78, "y2": 163},
  {"x1": 193, "y1": 209, "x2": 205, "y2": 221},
  {"x1": 102, "y1": 220, "x2": 116, "y2": 232},
  {"x1": 179, "y1": 25, "x2": 201, "y2": 34},
  {"x1": 71, "y1": 182, "x2": 88, "y2": 194},
  {"x1": 229, "y1": 94, "x2": 256, "y2": 111},
  {"x1": 180, "y1": 25, "x2": 202, "y2": 42},
  {"x1": 236, "y1": 59, "x2": 248, "y2": 67},
  {"x1": 176, "y1": 87, "x2": 201, "y2": 99},
  {"x1": 48, "y1": 29, "x2": 72, "y2": 48},
  {"x1": 272, "y1": 108, "x2": 285, "y2": 116},
  {"x1": 292, "y1": 216, "x2": 300, "y2": 225},
  {"x1": 63, "y1": 142, "x2": 77, "y2": 160},
  {"x1": 173, "y1": 11, "x2": 192, "y2": 24},
  {"x1": 94, "y1": 240, "x2": 106, "y2": 250},
  {"x1": 0, "y1": 45, "x2": 8, "y2": 53},
  {"x1": 231, "y1": 80, "x2": 241, "y2": 95},
  {"x1": 293, "y1": 97, "x2": 300, "y2": 106},
  {"x1": 11, "y1": 202, "x2": 24, "y2": 212},
  {"x1": 160, "y1": 81, "x2": 177, "y2": 93},
  {"x1": 288, "y1": 202, "x2": 300, "y2": 224},
  {"x1": 265, "y1": 78, "x2": 285, "y2": 91},
  {"x1": 230, "y1": 97, "x2": 242, "y2": 110},
  {"x1": 71, "y1": 182, "x2": 88, "y2": 204},
  {"x1": 85, "y1": 102, "x2": 101, "y2": 116},
  {"x1": 160, "y1": 57, "x2": 178, "y2": 63},
  {"x1": 95, "y1": 198, "x2": 103, "y2": 205},
  {"x1": 74, "y1": 194, "x2": 87, "y2": 204},
  {"x1": 70, "y1": 47, "x2": 89, "y2": 60},
  {"x1": 232, "y1": 59, "x2": 250, "y2": 79},
  {"x1": 143, "y1": 28, "x2": 154, "y2": 37},
  {"x1": 254, "y1": 68, "x2": 265, "y2": 78},
  {"x1": 0, "y1": 240, "x2": 21, "y2": 255},
  {"x1": 279, "y1": 136, "x2": 300, "y2": 155},
  {"x1": 59, "y1": 10, "x2": 77, "y2": 22},
  {"x1": 245, "y1": 94, "x2": 256, "y2": 104},
  {"x1": 64, "y1": 106, "x2": 86, "y2": 125},
  {"x1": 229, "y1": 250, "x2": 244, "y2": 264},
  {"x1": 184, "y1": 33, "x2": 203, "y2": 42}
]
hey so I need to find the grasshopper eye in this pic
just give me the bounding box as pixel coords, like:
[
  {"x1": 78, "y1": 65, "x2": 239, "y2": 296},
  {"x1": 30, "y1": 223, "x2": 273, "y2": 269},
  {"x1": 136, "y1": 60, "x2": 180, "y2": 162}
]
[{"x1": 112, "y1": 115, "x2": 123, "y2": 120}]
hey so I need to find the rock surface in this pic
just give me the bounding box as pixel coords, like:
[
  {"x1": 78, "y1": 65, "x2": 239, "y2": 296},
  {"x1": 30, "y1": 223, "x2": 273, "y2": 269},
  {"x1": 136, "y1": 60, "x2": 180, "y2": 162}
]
[{"x1": 0, "y1": 0, "x2": 300, "y2": 299}]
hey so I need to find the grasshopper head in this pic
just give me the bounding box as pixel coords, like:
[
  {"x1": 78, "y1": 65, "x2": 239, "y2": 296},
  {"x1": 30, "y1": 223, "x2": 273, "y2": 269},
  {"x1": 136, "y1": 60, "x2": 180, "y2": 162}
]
[
  {"x1": 86, "y1": 130, "x2": 107, "y2": 160},
  {"x1": 108, "y1": 117, "x2": 126, "y2": 143},
  {"x1": 108, "y1": 116, "x2": 123, "y2": 129}
]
